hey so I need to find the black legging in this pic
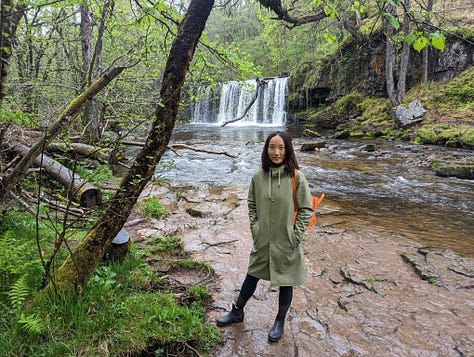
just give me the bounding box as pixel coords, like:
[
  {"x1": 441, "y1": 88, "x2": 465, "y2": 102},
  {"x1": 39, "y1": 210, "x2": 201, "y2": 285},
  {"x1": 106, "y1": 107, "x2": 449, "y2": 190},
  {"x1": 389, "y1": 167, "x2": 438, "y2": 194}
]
[{"x1": 238, "y1": 273, "x2": 293, "y2": 308}]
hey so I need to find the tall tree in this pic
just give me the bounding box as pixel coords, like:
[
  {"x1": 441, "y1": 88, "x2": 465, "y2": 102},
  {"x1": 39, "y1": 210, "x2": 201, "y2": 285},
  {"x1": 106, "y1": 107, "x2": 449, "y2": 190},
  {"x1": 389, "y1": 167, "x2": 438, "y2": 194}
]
[
  {"x1": 81, "y1": 0, "x2": 113, "y2": 142},
  {"x1": 47, "y1": 0, "x2": 215, "y2": 294},
  {"x1": 385, "y1": 0, "x2": 412, "y2": 106},
  {"x1": 421, "y1": 0, "x2": 434, "y2": 86},
  {"x1": 0, "y1": 0, "x2": 25, "y2": 104}
]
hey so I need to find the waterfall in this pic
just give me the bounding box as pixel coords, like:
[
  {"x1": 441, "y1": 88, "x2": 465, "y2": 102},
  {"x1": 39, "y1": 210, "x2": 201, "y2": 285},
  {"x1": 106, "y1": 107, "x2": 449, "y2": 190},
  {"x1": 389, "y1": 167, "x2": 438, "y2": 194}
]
[{"x1": 190, "y1": 77, "x2": 289, "y2": 126}]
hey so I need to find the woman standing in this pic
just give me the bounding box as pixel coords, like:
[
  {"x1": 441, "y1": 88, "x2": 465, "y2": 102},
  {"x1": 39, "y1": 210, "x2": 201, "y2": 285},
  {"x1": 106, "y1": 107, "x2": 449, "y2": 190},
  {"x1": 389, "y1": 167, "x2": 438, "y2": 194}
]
[{"x1": 216, "y1": 131, "x2": 314, "y2": 342}]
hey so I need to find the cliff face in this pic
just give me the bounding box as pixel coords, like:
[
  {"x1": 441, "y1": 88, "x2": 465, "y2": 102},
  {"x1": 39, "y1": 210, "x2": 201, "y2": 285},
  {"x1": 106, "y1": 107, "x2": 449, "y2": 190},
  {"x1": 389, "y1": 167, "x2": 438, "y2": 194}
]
[{"x1": 288, "y1": 33, "x2": 474, "y2": 112}]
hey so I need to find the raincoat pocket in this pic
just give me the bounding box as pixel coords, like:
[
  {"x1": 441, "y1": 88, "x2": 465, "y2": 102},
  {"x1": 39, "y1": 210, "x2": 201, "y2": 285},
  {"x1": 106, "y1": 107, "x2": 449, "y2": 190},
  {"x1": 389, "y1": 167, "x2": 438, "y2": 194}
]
[
  {"x1": 250, "y1": 221, "x2": 260, "y2": 242},
  {"x1": 290, "y1": 227, "x2": 300, "y2": 248}
]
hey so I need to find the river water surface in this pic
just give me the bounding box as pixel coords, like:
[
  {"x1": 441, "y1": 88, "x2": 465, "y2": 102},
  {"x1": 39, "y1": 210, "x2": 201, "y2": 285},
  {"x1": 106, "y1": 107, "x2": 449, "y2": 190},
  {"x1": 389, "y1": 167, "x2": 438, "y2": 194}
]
[{"x1": 157, "y1": 124, "x2": 474, "y2": 257}]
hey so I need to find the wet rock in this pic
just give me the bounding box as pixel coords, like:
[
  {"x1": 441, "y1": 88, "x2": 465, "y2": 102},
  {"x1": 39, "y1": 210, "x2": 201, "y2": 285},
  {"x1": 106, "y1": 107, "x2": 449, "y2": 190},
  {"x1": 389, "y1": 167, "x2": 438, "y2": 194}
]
[
  {"x1": 401, "y1": 248, "x2": 474, "y2": 290},
  {"x1": 302, "y1": 129, "x2": 322, "y2": 138},
  {"x1": 301, "y1": 141, "x2": 326, "y2": 151},
  {"x1": 334, "y1": 129, "x2": 350, "y2": 139},
  {"x1": 186, "y1": 207, "x2": 212, "y2": 218},
  {"x1": 393, "y1": 100, "x2": 426, "y2": 127},
  {"x1": 430, "y1": 159, "x2": 474, "y2": 180},
  {"x1": 359, "y1": 143, "x2": 376, "y2": 152},
  {"x1": 126, "y1": 182, "x2": 474, "y2": 357}
]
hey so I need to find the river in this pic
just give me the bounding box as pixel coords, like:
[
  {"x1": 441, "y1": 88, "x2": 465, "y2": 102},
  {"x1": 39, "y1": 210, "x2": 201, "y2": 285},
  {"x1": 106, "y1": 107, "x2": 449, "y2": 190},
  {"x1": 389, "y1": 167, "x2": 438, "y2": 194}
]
[{"x1": 156, "y1": 123, "x2": 474, "y2": 257}]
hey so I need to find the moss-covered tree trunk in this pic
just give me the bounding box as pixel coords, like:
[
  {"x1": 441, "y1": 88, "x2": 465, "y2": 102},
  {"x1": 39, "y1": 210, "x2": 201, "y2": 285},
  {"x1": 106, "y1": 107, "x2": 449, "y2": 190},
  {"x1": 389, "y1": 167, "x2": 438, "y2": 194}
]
[
  {"x1": 48, "y1": 0, "x2": 215, "y2": 294},
  {"x1": 0, "y1": 0, "x2": 25, "y2": 103}
]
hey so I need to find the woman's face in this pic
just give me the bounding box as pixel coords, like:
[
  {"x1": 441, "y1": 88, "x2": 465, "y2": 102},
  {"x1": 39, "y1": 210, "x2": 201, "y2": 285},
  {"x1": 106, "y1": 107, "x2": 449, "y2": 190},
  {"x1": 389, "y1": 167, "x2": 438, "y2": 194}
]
[{"x1": 268, "y1": 135, "x2": 285, "y2": 165}]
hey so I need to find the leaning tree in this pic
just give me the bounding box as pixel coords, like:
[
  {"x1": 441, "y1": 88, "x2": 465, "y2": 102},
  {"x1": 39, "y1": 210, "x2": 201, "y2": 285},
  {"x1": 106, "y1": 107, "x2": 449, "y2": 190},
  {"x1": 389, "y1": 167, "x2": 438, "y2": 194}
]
[{"x1": 47, "y1": 0, "x2": 215, "y2": 293}]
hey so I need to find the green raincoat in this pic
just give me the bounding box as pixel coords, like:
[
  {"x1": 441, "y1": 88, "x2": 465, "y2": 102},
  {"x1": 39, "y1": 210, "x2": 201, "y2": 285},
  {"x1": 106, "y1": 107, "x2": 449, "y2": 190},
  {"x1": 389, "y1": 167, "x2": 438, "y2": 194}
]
[{"x1": 247, "y1": 166, "x2": 314, "y2": 286}]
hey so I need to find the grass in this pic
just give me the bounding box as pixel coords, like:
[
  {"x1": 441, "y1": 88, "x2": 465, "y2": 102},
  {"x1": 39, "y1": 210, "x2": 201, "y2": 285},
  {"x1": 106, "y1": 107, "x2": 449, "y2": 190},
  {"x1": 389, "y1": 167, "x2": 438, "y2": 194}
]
[
  {"x1": 0, "y1": 208, "x2": 221, "y2": 356},
  {"x1": 138, "y1": 197, "x2": 168, "y2": 220}
]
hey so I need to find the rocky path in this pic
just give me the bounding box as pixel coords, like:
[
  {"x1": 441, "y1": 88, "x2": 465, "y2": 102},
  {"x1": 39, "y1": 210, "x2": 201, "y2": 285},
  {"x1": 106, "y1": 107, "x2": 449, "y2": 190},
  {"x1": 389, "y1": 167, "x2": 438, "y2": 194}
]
[{"x1": 130, "y1": 181, "x2": 474, "y2": 357}]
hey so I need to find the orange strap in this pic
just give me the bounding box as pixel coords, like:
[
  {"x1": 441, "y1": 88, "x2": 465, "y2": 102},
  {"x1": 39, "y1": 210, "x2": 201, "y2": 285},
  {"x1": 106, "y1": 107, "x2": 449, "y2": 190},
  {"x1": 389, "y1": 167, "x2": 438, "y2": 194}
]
[{"x1": 292, "y1": 169, "x2": 324, "y2": 228}]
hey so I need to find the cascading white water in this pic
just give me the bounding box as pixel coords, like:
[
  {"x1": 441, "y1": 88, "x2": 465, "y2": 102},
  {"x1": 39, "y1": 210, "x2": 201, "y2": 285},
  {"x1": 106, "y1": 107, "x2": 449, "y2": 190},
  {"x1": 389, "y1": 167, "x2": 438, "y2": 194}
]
[{"x1": 191, "y1": 77, "x2": 289, "y2": 126}]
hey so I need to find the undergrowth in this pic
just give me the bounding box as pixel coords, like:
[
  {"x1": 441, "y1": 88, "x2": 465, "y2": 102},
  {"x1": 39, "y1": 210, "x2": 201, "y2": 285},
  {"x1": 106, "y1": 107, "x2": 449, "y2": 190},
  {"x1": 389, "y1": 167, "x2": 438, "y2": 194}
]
[
  {"x1": 0, "y1": 208, "x2": 221, "y2": 356},
  {"x1": 309, "y1": 66, "x2": 474, "y2": 149}
]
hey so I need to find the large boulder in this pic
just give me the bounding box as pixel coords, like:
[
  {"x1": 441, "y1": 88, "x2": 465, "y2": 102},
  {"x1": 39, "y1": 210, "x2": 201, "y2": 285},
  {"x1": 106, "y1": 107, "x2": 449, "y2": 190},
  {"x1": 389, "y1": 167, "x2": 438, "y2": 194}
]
[{"x1": 393, "y1": 100, "x2": 427, "y2": 127}]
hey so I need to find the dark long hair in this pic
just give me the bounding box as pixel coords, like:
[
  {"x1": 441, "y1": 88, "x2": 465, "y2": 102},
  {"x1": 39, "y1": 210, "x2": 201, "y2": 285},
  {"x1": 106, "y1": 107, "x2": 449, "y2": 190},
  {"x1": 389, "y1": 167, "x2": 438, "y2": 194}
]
[{"x1": 261, "y1": 131, "x2": 299, "y2": 175}]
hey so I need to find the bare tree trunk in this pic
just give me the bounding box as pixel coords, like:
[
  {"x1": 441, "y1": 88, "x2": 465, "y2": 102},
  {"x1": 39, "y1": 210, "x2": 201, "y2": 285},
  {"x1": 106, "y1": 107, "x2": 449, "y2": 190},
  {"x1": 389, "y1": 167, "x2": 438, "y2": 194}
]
[
  {"x1": 80, "y1": 0, "x2": 111, "y2": 143},
  {"x1": 396, "y1": 0, "x2": 411, "y2": 104},
  {"x1": 385, "y1": 3, "x2": 397, "y2": 106},
  {"x1": 422, "y1": 0, "x2": 434, "y2": 86},
  {"x1": 0, "y1": 0, "x2": 25, "y2": 103},
  {"x1": 0, "y1": 66, "x2": 126, "y2": 201},
  {"x1": 48, "y1": 0, "x2": 215, "y2": 294},
  {"x1": 80, "y1": 4, "x2": 97, "y2": 142}
]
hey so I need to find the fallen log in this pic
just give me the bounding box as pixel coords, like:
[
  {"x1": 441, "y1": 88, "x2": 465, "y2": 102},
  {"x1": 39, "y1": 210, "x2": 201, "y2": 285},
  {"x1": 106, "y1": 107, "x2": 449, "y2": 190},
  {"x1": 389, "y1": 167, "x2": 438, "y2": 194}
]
[
  {"x1": 0, "y1": 65, "x2": 126, "y2": 201},
  {"x1": 11, "y1": 143, "x2": 102, "y2": 207},
  {"x1": 120, "y1": 140, "x2": 238, "y2": 158},
  {"x1": 46, "y1": 142, "x2": 110, "y2": 161}
]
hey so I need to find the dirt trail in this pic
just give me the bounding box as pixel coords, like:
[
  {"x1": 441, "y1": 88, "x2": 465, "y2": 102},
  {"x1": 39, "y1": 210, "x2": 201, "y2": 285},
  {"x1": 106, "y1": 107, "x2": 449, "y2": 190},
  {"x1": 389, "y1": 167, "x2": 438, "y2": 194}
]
[{"x1": 129, "y1": 181, "x2": 474, "y2": 357}]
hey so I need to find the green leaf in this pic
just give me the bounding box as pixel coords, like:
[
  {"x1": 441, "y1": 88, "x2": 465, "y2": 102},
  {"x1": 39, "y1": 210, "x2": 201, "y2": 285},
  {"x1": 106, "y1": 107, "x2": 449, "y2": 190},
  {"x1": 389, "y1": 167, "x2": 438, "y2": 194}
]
[
  {"x1": 384, "y1": 13, "x2": 400, "y2": 30},
  {"x1": 430, "y1": 31, "x2": 446, "y2": 51},
  {"x1": 387, "y1": 0, "x2": 399, "y2": 7},
  {"x1": 405, "y1": 31, "x2": 416, "y2": 45},
  {"x1": 413, "y1": 36, "x2": 428, "y2": 52}
]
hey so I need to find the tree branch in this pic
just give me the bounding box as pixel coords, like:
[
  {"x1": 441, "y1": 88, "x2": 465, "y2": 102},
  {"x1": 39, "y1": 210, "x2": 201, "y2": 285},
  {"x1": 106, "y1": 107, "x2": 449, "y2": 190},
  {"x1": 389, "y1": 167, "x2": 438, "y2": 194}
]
[{"x1": 221, "y1": 78, "x2": 264, "y2": 127}]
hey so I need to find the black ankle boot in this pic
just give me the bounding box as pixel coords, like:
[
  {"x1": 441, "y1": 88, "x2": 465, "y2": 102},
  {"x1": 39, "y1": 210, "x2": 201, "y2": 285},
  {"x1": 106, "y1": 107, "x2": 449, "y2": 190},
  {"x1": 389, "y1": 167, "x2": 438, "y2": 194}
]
[
  {"x1": 216, "y1": 303, "x2": 244, "y2": 326},
  {"x1": 268, "y1": 319, "x2": 285, "y2": 342},
  {"x1": 268, "y1": 304, "x2": 290, "y2": 342}
]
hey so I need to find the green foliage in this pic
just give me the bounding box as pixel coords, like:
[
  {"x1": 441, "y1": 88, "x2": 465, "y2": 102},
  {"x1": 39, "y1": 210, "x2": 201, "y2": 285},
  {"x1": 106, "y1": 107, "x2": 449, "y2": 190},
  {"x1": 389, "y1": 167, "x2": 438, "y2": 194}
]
[
  {"x1": 155, "y1": 235, "x2": 184, "y2": 254},
  {"x1": 186, "y1": 285, "x2": 211, "y2": 304},
  {"x1": 179, "y1": 257, "x2": 213, "y2": 273},
  {"x1": 0, "y1": 236, "x2": 220, "y2": 356},
  {"x1": 0, "y1": 210, "x2": 52, "y2": 300},
  {"x1": 108, "y1": 247, "x2": 156, "y2": 289},
  {"x1": 16, "y1": 313, "x2": 45, "y2": 336},
  {"x1": 138, "y1": 197, "x2": 168, "y2": 220},
  {"x1": 404, "y1": 66, "x2": 474, "y2": 147},
  {"x1": 0, "y1": 107, "x2": 37, "y2": 127},
  {"x1": 413, "y1": 124, "x2": 474, "y2": 148},
  {"x1": 74, "y1": 164, "x2": 113, "y2": 185},
  {"x1": 118, "y1": 292, "x2": 221, "y2": 353},
  {"x1": 8, "y1": 276, "x2": 29, "y2": 313}
]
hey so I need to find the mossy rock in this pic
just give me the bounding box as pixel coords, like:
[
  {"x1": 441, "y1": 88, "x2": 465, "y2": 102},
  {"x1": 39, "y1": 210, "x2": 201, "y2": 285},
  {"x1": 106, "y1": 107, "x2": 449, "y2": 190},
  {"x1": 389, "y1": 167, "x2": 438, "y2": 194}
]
[
  {"x1": 301, "y1": 141, "x2": 326, "y2": 151},
  {"x1": 415, "y1": 124, "x2": 474, "y2": 149},
  {"x1": 430, "y1": 159, "x2": 474, "y2": 180},
  {"x1": 302, "y1": 129, "x2": 322, "y2": 138},
  {"x1": 334, "y1": 130, "x2": 350, "y2": 139}
]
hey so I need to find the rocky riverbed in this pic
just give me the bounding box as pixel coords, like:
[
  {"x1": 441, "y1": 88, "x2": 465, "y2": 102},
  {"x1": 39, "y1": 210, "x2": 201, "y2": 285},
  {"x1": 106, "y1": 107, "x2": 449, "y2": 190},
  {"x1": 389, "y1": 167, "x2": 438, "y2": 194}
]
[{"x1": 127, "y1": 181, "x2": 474, "y2": 357}]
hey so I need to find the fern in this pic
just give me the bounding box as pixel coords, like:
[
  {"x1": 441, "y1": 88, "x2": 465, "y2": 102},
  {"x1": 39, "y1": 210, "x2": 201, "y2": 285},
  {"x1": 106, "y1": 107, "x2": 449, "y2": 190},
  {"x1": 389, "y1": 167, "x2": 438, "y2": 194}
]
[
  {"x1": 8, "y1": 275, "x2": 29, "y2": 313},
  {"x1": 18, "y1": 313, "x2": 45, "y2": 335}
]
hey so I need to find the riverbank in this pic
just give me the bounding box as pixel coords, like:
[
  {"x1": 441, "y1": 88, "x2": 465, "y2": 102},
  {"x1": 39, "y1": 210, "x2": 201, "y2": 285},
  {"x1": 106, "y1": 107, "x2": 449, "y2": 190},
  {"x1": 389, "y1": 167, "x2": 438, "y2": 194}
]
[{"x1": 129, "y1": 181, "x2": 474, "y2": 357}]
